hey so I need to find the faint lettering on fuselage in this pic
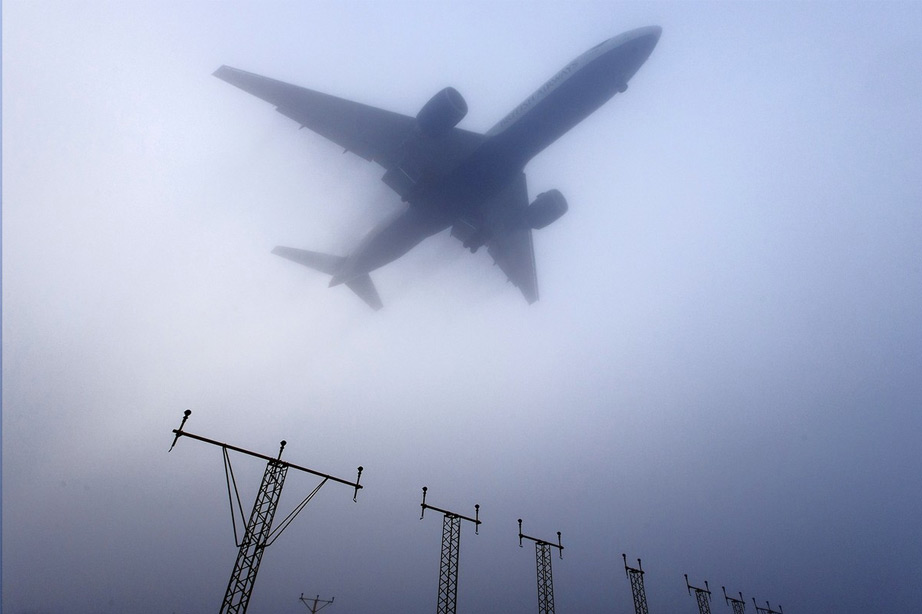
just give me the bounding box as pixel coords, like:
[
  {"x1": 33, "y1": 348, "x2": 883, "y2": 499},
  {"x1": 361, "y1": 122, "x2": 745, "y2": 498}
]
[{"x1": 491, "y1": 60, "x2": 580, "y2": 134}]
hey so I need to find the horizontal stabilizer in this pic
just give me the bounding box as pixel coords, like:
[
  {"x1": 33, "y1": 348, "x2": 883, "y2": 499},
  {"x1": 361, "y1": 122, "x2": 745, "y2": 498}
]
[
  {"x1": 272, "y1": 246, "x2": 344, "y2": 275},
  {"x1": 272, "y1": 246, "x2": 383, "y2": 310}
]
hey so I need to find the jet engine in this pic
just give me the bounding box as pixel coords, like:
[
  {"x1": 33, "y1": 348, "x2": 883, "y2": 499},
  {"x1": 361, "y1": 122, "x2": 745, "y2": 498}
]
[
  {"x1": 524, "y1": 190, "x2": 568, "y2": 229},
  {"x1": 416, "y1": 87, "x2": 468, "y2": 137}
]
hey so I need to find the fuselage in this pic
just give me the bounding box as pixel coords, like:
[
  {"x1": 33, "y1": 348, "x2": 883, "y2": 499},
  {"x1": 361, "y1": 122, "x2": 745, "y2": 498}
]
[{"x1": 332, "y1": 26, "x2": 661, "y2": 286}]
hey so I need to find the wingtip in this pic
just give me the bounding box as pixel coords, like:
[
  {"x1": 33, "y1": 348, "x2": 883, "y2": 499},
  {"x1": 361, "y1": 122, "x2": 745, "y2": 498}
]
[{"x1": 212, "y1": 65, "x2": 239, "y2": 80}]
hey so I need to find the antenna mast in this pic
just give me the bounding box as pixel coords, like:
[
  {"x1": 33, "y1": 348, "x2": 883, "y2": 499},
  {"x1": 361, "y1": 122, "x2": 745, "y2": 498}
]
[
  {"x1": 419, "y1": 487, "x2": 481, "y2": 614},
  {"x1": 170, "y1": 410, "x2": 363, "y2": 614},
  {"x1": 518, "y1": 519, "x2": 564, "y2": 614}
]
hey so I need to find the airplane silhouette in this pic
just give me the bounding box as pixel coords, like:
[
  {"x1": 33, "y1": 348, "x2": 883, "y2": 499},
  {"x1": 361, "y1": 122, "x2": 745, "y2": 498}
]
[{"x1": 215, "y1": 26, "x2": 661, "y2": 309}]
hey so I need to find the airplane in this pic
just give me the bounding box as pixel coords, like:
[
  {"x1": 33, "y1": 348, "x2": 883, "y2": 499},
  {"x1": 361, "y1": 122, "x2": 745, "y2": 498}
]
[{"x1": 214, "y1": 26, "x2": 661, "y2": 310}]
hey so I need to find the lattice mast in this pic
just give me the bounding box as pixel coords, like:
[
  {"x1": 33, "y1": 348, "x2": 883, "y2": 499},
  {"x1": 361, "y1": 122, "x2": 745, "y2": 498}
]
[
  {"x1": 169, "y1": 410, "x2": 363, "y2": 614},
  {"x1": 299, "y1": 593, "x2": 334, "y2": 613},
  {"x1": 722, "y1": 587, "x2": 746, "y2": 614},
  {"x1": 622, "y1": 554, "x2": 649, "y2": 614},
  {"x1": 518, "y1": 519, "x2": 564, "y2": 614},
  {"x1": 419, "y1": 487, "x2": 481, "y2": 614},
  {"x1": 752, "y1": 598, "x2": 783, "y2": 614},
  {"x1": 685, "y1": 575, "x2": 712, "y2": 614}
]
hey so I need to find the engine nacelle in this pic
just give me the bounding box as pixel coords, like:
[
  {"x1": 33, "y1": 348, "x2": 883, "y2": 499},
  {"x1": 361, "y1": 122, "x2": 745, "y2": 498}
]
[
  {"x1": 416, "y1": 87, "x2": 467, "y2": 137},
  {"x1": 524, "y1": 190, "x2": 568, "y2": 229}
]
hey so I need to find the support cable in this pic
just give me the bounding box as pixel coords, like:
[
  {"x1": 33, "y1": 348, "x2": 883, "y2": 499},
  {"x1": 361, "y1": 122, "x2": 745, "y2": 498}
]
[
  {"x1": 223, "y1": 446, "x2": 248, "y2": 546},
  {"x1": 169, "y1": 410, "x2": 363, "y2": 614},
  {"x1": 266, "y1": 477, "x2": 328, "y2": 546}
]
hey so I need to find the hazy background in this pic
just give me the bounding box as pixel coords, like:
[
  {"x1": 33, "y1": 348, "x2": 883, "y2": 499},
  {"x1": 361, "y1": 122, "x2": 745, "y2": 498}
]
[{"x1": 4, "y1": 2, "x2": 921, "y2": 613}]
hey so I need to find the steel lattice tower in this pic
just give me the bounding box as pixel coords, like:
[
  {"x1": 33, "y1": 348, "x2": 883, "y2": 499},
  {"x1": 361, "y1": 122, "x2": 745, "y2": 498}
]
[
  {"x1": 752, "y1": 598, "x2": 783, "y2": 614},
  {"x1": 685, "y1": 575, "x2": 712, "y2": 614},
  {"x1": 722, "y1": 587, "x2": 746, "y2": 614},
  {"x1": 437, "y1": 515, "x2": 462, "y2": 614},
  {"x1": 419, "y1": 487, "x2": 481, "y2": 614},
  {"x1": 535, "y1": 542, "x2": 556, "y2": 614},
  {"x1": 169, "y1": 411, "x2": 363, "y2": 614},
  {"x1": 221, "y1": 458, "x2": 289, "y2": 614},
  {"x1": 622, "y1": 554, "x2": 649, "y2": 614},
  {"x1": 518, "y1": 519, "x2": 564, "y2": 614}
]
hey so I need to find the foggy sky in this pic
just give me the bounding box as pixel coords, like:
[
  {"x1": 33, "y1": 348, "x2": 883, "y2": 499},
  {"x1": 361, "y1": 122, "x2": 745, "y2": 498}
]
[{"x1": 3, "y1": 2, "x2": 922, "y2": 614}]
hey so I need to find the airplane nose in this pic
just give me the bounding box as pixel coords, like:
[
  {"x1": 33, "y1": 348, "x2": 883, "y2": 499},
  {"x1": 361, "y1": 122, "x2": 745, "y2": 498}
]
[
  {"x1": 634, "y1": 25, "x2": 662, "y2": 52},
  {"x1": 609, "y1": 26, "x2": 662, "y2": 84}
]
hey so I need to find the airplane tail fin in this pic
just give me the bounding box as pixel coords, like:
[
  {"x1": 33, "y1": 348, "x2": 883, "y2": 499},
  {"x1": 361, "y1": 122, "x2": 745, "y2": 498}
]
[{"x1": 272, "y1": 246, "x2": 383, "y2": 310}]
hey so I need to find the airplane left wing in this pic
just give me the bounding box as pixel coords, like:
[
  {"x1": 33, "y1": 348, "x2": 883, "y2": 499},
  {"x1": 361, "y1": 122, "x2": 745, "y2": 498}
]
[
  {"x1": 214, "y1": 66, "x2": 483, "y2": 173},
  {"x1": 484, "y1": 175, "x2": 539, "y2": 304}
]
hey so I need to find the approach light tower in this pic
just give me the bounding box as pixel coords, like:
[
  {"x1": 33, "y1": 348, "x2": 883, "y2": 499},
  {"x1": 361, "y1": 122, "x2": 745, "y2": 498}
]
[
  {"x1": 622, "y1": 554, "x2": 649, "y2": 614},
  {"x1": 722, "y1": 587, "x2": 746, "y2": 614},
  {"x1": 169, "y1": 410, "x2": 363, "y2": 614},
  {"x1": 752, "y1": 598, "x2": 783, "y2": 614},
  {"x1": 518, "y1": 519, "x2": 564, "y2": 614},
  {"x1": 685, "y1": 575, "x2": 712, "y2": 614},
  {"x1": 299, "y1": 593, "x2": 334, "y2": 613},
  {"x1": 419, "y1": 487, "x2": 481, "y2": 614}
]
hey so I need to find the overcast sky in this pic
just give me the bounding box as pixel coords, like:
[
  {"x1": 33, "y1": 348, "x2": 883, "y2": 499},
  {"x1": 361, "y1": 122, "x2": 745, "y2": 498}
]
[{"x1": 3, "y1": 2, "x2": 922, "y2": 614}]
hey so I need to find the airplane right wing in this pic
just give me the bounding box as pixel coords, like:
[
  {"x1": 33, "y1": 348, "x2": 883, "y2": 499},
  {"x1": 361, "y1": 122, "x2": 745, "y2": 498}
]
[
  {"x1": 484, "y1": 174, "x2": 539, "y2": 304},
  {"x1": 213, "y1": 66, "x2": 484, "y2": 174}
]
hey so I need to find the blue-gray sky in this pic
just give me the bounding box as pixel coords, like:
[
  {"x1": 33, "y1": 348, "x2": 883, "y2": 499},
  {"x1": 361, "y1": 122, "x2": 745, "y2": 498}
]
[{"x1": 3, "y1": 2, "x2": 922, "y2": 614}]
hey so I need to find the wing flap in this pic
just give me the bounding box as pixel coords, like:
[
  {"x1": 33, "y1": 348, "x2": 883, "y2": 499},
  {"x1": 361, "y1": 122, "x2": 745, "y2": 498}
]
[{"x1": 484, "y1": 174, "x2": 539, "y2": 303}]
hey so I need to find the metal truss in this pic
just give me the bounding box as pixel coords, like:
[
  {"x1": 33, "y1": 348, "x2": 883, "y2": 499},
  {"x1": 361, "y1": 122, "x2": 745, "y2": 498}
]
[
  {"x1": 221, "y1": 459, "x2": 289, "y2": 614},
  {"x1": 685, "y1": 575, "x2": 712, "y2": 614},
  {"x1": 623, "y1": 555, "x2": 649, "y2": 614},
  {"x1": 752, "y1": 598, "x2": 783, "y2": 614},
  {"x1": 519, "y1": 520, "x2": 563, "y2": 614},
  {"x1": 169, "y1": 411, "x2": 363, "y2": 614},
  {"x1": 722, "y1": 587, "x2": 747, "y2": 614},
  {"x1": 436, "y1": 515, "x2": 462, "y2": 614},
  {"x1": 535, "y1": 542, "x2": 556, "y2": 614},
  {"x1": 696, "y1": 590, "x2": 713, "y2": 614},
  {"x1": 419, "y1": 487, "x2": 481, "y2": 614}
]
